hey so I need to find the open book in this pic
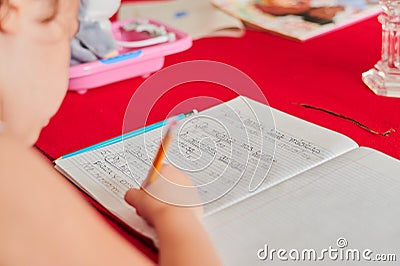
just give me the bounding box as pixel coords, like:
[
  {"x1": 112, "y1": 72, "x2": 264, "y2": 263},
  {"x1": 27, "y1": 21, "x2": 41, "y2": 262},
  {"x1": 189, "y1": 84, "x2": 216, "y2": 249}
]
[{"x1": 55, "y1": 97, "x2": 399, "y2": 264}]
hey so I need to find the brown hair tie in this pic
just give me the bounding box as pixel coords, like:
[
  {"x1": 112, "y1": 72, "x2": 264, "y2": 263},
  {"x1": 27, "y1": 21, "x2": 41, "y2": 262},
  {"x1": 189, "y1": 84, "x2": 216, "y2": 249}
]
[{"x1": 296, "y1": 103, "x2": 395, "y2": 137}]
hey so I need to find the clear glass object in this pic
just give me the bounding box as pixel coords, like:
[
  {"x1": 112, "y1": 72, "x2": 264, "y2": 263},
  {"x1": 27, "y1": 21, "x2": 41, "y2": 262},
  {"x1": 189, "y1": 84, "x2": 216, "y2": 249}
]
[{"x1": 362, "y1": 0, "x2": 400, "y2": 97}]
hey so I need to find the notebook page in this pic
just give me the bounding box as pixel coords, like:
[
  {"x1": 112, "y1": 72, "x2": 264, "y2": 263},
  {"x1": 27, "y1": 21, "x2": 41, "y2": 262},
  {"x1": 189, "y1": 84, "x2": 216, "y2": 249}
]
[
  {"x1": 55, "y1": 97, "x2": 357, "y2": 233},
  {"x1": 55, "y1": 145, "x2": 157, "y2": 241},
  {"x1": 204, "y1": 147, "x2": 400, "y2": 265},
  {"x1": 201, "y1": 98, "x2": 358, "y2": 214}
]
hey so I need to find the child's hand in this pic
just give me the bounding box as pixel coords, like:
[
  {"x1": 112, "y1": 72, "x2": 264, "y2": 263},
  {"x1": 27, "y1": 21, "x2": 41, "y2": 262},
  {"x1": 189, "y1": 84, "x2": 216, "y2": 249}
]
[
  {"x1": 124, "y1": 164, "x2": 203, "y2": 227},
  {"x1": 125, "y1": 165, "x2": 221, "y2": 265}
]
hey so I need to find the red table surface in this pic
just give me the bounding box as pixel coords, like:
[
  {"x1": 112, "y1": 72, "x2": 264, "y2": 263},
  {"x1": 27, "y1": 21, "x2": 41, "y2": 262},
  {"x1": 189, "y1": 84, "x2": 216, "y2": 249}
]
[{"x1": 36, "y1": 11, "x2": 400, "y2": 263}]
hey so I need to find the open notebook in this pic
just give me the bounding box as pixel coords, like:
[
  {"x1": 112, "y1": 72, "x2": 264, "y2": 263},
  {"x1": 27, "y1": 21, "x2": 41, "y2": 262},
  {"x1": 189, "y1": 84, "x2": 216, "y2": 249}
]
[{"x1": 55, "y1": 96, "x2": 399, "y2": 265}]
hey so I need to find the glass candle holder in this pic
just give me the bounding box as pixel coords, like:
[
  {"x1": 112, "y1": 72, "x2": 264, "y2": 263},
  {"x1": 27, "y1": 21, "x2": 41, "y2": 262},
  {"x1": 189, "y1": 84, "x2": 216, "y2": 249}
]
[{"x1": 362, "y1": 0, "x2": 400, "y2": 97}]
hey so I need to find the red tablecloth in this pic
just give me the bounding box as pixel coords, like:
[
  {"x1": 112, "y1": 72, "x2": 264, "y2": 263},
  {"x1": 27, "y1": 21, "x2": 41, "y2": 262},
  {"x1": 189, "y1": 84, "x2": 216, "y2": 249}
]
[{"x1": 36, "y1": 11, "x2": 400, "y2": 263}]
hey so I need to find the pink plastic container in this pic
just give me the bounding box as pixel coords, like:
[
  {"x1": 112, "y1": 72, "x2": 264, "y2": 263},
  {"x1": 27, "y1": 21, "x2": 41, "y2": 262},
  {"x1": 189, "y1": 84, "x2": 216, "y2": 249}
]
[{"x1": 68, "y1": 19, "x2": 192, "y2": 94}]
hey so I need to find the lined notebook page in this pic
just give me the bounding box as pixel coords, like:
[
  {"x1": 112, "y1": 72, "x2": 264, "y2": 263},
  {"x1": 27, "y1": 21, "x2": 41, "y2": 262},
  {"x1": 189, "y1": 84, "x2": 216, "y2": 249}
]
[
  {"x1": 204, "y1": 147, "x2": 400, "y2": 265},
  {"x1": 55, "y1": 97, "x2": 358, "y2": 239},
  {"x1": 202, "y1": 100, "x2": 358, "y2": 215}
]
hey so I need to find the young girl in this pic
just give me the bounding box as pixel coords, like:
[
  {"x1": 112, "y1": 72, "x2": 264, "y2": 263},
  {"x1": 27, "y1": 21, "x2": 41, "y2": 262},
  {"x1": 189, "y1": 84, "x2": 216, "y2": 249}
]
[{"x1": 0, "y1": 1, "x2": 221, "y2": 265}]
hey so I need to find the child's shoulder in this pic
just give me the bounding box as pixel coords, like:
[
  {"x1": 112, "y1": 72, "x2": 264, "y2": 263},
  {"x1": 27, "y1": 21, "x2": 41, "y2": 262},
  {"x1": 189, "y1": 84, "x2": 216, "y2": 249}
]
[
  {"x1": 0, "y1": 134, "x2": 51, "y2": 175},
  {"x1": 0, "y1": 133, "x2": 24, "y2": 158}
]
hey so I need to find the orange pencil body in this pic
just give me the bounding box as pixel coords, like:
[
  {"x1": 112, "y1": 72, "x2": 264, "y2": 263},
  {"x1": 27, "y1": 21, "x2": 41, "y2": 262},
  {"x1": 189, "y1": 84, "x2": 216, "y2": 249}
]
[{"x1": 141, "y1": 121, "x2": 176, "y2": 188}]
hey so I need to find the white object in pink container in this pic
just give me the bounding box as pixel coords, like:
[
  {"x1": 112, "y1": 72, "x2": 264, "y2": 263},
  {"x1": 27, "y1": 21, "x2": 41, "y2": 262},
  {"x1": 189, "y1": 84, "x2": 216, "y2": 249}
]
[{"x1": 68, "y1": 19, "x2": 192, "y2": 94}]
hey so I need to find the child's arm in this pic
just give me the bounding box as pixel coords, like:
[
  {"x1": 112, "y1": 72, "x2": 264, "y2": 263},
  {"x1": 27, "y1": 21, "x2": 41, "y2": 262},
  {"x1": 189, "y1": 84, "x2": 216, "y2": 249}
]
[
  {"x1": 125, "y1": 164, "x2": 222, "y2": 266},
  {"x1": 0, "y1": 134, "x2": 220, "y2": 265},
  {"x1": 0, "y1": 134, "x2": 153, "y2": 266}
]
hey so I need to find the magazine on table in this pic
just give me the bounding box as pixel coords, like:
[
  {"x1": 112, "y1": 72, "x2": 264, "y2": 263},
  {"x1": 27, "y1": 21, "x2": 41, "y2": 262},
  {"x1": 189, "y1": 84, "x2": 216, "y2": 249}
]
[{"x1": 211, "y1": 0, "x2": 380, "y2": 41}]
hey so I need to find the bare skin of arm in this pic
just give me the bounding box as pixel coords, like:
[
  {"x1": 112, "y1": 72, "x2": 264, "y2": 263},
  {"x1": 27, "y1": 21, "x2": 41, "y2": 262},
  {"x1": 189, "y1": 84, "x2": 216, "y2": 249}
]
[
  {"x1": 0, "y1": 134, "x2": 153, "y2": 266},
  {"x1": 125, "y1": 164, "x2": 222, "y2": 266},
  {"x1": 0, "y1": 135, "x2": 221, "y2": 266}
]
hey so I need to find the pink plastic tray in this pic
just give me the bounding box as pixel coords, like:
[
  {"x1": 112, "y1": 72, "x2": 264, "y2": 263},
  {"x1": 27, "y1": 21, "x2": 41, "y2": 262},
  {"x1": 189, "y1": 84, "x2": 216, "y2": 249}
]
[{"x1": 68, "y1": 19, "x2": 192, "y2": 94}]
